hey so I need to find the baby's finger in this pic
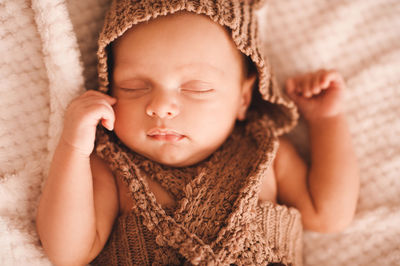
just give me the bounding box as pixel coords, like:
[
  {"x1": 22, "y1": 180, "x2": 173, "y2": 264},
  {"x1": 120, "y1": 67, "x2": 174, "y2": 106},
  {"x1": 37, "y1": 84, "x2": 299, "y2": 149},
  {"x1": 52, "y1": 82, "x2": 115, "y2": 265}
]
[
  {"x1": 101, "y1": 116, "x2": 115, "y2": 131},
  {"x1": 320, "y1": 70, "x2": 342, "y2": 89},
  {"x1": 99, "y1": 103, "x2": 115, "y2": 131},
  {"x1": 80, "y1": 98, "x2": 115, "y2": 130},
  {"x1": 82, "y1": 90, "x2": 117, "y2": 105},
  {"x1": 285, "y1": 78, "x2": 297, "y2": 97},
  {"x1": 311, "y1": 76, "x2": 321, "y2": 95},
  {"x1": 301, "y1": 74, "x2": 314, "y2": 98},
  {"x1": 285, "y1": 78, "x2": 307, "y2": 105},
  {"x1": 311, "y1": 70, "x2": 326, "y2": 95}
]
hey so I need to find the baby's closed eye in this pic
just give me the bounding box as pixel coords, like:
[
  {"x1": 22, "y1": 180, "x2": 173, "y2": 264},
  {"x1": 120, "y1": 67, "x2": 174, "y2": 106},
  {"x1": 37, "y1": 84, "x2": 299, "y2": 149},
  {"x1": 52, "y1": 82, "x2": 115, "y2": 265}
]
[
  {"x1": 181, "y1": 80, "x2": 215, "y2": 95},
  {"x1": 116, "y1": 79, "x2": 152, "y2": 97},
  {"x1": 120, "y1": 87, "x2": 150, "y2": 92},
  {"x1": 118, "y1": 87, "x2": 151, "y2": 99}
]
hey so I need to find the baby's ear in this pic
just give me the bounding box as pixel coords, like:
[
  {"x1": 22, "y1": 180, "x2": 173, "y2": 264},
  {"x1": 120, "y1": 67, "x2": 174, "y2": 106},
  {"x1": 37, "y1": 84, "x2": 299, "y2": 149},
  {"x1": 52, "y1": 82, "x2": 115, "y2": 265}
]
[
  {"x1": 237, "y1": 74, "x2": 257, "y2": 121},
  {"x1": 243, "y1": 0, "x2": 267, "y2": 9}
]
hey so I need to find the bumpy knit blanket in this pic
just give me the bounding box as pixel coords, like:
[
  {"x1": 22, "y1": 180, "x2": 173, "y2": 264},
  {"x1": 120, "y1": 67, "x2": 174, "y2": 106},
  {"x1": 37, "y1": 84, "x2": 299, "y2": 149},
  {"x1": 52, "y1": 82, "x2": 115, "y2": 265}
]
[{"x1": 0, "y1": 0, "x2": 399, "y2": 265}]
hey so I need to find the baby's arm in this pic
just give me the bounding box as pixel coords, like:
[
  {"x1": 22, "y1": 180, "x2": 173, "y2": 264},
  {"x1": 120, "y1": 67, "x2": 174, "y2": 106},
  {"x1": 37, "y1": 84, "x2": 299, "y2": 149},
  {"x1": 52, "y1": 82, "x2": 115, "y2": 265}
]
[
  {"x1": 274, "y1": 69, "x2": 359, "y2": 233},
  {"x1": 36, "y1": 90, "x2": 119, "y2": 265}
]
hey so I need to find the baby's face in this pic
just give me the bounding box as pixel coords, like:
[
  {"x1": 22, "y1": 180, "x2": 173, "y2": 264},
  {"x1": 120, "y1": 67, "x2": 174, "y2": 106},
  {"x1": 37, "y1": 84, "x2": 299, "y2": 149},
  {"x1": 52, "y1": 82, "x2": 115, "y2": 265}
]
[{"x1": 111, "y1": 12, "x2": 255, "y2": 167}]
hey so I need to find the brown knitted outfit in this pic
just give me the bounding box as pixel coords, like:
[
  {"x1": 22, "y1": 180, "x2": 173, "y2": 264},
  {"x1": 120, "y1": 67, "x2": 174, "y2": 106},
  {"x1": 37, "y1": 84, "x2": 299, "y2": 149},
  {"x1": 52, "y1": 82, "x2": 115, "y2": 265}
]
[{"x1": 91, "y1": 0, "x2": 302, "y2": 265}]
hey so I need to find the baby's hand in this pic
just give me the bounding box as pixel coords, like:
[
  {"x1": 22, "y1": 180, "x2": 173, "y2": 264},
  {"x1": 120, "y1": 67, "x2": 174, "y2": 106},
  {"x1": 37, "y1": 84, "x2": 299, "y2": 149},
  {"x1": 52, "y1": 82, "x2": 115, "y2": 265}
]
[
  {"x1": 285, "y1": 69, "x2": 346, "y2": 122},
  {"x1": 61, "y1": 90, "x2": 116, "y2": 156}
]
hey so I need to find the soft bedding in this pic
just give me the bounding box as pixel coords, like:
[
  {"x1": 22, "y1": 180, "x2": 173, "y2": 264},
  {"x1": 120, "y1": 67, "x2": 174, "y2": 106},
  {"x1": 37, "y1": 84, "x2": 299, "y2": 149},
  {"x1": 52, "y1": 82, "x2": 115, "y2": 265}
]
[{"x1": 0, "y1": 0, "x2": 399, "y2": 265}]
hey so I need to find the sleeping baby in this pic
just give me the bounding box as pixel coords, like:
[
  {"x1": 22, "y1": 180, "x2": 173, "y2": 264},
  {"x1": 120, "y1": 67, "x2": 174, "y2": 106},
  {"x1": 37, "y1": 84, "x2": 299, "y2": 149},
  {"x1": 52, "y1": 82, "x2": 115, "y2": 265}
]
[{"x1": 36, "y1": 0, "x2": 359, "y2": 265}]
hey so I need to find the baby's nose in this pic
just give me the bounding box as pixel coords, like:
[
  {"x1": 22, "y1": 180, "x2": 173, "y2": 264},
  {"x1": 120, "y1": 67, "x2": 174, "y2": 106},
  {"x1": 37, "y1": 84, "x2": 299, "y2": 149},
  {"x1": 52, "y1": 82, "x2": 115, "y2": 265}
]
[{"x1": 145, "y1": 92, "x2": 180, "y2": 119}]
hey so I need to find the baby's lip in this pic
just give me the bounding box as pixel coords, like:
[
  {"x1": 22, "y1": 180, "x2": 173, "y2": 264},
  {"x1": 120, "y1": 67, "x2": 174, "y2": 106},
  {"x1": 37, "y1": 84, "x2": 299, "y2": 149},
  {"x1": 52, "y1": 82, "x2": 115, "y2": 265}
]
[{"x1": 147, "y1": 128, "x2": 184, "y2": 141}]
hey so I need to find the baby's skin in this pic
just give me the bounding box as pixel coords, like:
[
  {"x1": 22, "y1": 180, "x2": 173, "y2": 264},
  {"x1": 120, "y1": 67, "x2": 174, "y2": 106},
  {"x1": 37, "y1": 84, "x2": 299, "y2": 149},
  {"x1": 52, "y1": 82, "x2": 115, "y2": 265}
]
[{"x1": 36, "y1": 12, "x2": 359, "y2": 266}]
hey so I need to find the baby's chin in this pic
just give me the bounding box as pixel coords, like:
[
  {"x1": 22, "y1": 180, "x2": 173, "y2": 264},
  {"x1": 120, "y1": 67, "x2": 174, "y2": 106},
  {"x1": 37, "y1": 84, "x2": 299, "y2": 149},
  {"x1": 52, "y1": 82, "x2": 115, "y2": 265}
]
[{"x1": 138, "y1": 148, "x2": 215, "y2": 168}]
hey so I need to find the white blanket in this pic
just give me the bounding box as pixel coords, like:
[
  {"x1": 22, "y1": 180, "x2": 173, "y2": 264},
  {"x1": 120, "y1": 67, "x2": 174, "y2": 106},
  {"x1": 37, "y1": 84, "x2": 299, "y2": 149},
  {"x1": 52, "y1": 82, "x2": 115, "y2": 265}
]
[{"x1": 0, "y1": 0, "x2": 399, "y2": 265}]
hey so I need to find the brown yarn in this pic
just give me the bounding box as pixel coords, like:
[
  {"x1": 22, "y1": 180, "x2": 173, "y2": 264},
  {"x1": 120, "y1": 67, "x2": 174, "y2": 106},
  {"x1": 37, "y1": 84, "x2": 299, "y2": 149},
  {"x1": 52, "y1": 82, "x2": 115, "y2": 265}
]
[{"x1": 91, "y1": 112, "x2": 302, "y2": 265}]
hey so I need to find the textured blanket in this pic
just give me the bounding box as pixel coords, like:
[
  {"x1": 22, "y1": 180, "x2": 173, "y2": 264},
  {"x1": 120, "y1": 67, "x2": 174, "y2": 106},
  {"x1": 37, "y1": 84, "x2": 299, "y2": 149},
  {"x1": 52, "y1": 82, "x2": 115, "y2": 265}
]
[{"x1": 0, "y1": 0, "x2": 399, "y2": 265}]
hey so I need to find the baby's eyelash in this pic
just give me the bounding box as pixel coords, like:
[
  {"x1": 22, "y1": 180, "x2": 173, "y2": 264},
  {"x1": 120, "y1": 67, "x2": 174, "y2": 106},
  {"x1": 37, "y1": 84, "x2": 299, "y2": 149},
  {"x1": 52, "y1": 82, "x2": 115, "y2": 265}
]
[
  {"x1": 181, "y1": 88, "x2": 214, "y2": 93},
  {"x1": 180, "y1": 81, "x2": 215, "y2": 94}
]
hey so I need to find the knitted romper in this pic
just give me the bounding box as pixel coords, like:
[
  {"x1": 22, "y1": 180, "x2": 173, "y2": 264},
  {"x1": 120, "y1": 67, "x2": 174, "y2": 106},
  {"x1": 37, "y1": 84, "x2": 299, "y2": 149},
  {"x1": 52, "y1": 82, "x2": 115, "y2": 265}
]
[
  {"x1": 91, "y1": 112, "x2": 302, "y2": 265},
  {"x1": 91, "y1": 0, "x2": 301, "y2": 265}
]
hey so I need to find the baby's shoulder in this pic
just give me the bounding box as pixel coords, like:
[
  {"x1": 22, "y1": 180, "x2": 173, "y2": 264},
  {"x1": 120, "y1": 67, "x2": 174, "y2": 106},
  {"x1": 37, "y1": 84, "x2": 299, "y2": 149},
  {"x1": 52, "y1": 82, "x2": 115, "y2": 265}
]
[
  {"x1": 273, "y1": 137, "x2": 303, "y2": 181},
  {"x1": 274, "y1": 136, "x2": 293, "y2": 163}
]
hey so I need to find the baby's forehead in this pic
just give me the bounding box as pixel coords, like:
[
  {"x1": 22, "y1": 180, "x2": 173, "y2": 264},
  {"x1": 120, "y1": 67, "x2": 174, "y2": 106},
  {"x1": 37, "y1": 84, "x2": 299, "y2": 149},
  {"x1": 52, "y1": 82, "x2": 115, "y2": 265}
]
[{"x1": 110, "y1": 13, "x2": 248, "y2": 78}]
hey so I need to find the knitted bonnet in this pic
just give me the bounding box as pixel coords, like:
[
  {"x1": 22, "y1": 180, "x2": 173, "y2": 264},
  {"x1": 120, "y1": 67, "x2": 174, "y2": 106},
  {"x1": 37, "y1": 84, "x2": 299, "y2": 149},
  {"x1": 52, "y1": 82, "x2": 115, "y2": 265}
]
[{"x1": 97, "y1": 0, "x2": 298, "y2": 134}]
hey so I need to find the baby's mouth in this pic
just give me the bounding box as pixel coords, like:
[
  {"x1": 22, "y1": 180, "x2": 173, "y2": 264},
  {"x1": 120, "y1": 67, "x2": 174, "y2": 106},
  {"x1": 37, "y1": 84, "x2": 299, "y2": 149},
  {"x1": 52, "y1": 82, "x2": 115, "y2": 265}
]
[{"x1": 147, "y1": 128, "x2": 184, "y2": 142}]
